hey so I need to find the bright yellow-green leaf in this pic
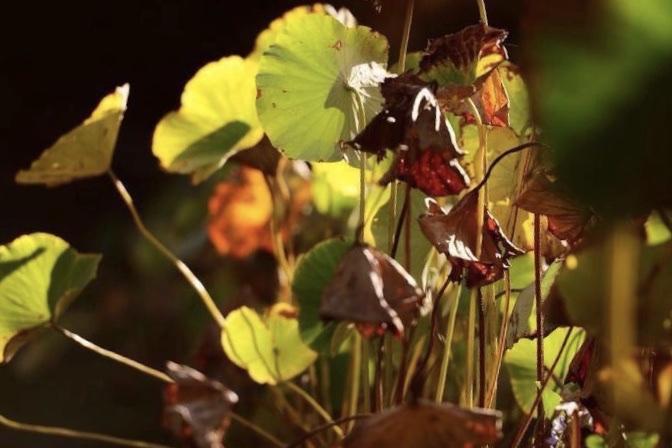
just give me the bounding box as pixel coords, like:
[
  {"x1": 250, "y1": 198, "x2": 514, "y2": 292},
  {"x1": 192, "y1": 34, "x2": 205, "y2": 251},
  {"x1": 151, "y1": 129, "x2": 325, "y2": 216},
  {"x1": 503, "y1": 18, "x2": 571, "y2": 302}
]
[
  {"x1": 221, "y1": 303, "x2": 317, "y2": 384},
  {"x1": 153, "y1": 56, "x2": 263, "y2": 183},
  {"x1": 16, "y1": 85, "x2": 128, "y2": 187},
  {"x1": 256, "y1": 13, "x2": 388, "y2": 162},
  {"x1": 0, "y1": 233, "x2": 101, "y2": 362}
]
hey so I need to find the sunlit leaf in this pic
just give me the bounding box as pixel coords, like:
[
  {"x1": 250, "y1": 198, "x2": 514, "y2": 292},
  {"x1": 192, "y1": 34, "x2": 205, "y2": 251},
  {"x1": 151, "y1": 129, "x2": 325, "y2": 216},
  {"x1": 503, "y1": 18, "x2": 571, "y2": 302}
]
[
  {"x1": 163, "y1": 362, "x2": 238, "y2": 448},
  {"x1": 505, "y1": 327, "x2": 586, "y2": 415},
  {"x1": 16, "y1": 85, "x2": 128, "y2": 187},
  {"x1": 419, "y1": 192, "x2": 523, "y2": 287},
  {"x1": 256, "y1": 13, "x2": 388, "y2": 162},
  {"x1": 645, "y1": 210, "x2": 672, "y2": 246},
  {"x1": 498, "y1": 61, "x2": 531, "y2": 136},
  {"x1": 0, "y1": 233, "x2": 101, "y2": 362},
  {"x1": 153, "y1": 56, "x2": 263, "y2": 183},
  {"x1": 341, "y1": 399, "x2": 502, "y2": 448},
  {"x1": 221, "y1": 303, "x2": 317, "y2": 385},
  {"x1": 292, "y1": 237, "x2": 351, "y2": 353},
  {"x1": 311, "y1": 161, "x2": 361, "y2": 218}
]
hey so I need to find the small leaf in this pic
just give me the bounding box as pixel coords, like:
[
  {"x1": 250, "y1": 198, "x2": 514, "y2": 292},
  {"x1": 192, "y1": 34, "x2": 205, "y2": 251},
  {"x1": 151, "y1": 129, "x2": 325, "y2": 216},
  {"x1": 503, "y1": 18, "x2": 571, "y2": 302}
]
[
  {"x1": 0, "y1": 233, "x2": 101, "y2": 362},
  {"x1": 293, "y1": 237, "x2": 352, "y2": 353},
  {"x1": 153, "y1": 56, "x2": 263, "y2": 183},
  {"x1": 221, "y1": 303, "x2": 317, "y2": 385},
  {"x1": 504, "y1": 327, "x2": 586, "y2": 415},
  {"x1": 16, "y1": 85, "x2": 128, "y2": 187},
  {"x1": 163, "y1": 362, "x2": 238, "y2": 448},
  {"x1": 256, "y1": 14, "x2": 388, "y2": 162}
]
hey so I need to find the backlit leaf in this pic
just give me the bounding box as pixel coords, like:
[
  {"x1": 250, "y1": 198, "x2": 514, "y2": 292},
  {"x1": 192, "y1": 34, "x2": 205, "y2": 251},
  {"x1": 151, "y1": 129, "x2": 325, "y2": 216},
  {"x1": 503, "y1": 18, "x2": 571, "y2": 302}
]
[
  {"x1": 256, "y1": 14, "x2": 388, "y2": 162},
  {"x1": 221, "y1": 303, "x2": 317, "y2": 385},
  {"x1": 153, "y1": 56, "x2": 263, "y2": 183},
  {"x1": 0, "y1": 233, "x2": 101, "y2": 362},
  {"x1": 16, "y1": 85, "x2": 128, "y2": 187},
  {"x1": 505, "y1": 327, "x2": 586, "y2": 415}
]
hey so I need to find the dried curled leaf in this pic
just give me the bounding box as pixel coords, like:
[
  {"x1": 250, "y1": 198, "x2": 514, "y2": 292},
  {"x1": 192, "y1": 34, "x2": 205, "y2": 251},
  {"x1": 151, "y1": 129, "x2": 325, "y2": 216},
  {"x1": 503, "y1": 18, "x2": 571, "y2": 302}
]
[
  {"x1": 341, "y1": 399, "x2": 503, "y2": 448},
  {"x1": 419, "y1": 192, "x2": 523, "y2": 287},
  {"x1": 320, "y1": 243, "x2": 426, "y2": 337},
  {"x1": 419, "y1": 24, "x2": 508, "y2": 107},
  {"x1": 515, "y1": 168, "x2": 597, "y2": 246},
  {"x1": 351, "y1": 73, "x2": 469, "y2": 197},
  {"x1": 163, "y1": 362, "x2": 238, "y2": 448}
]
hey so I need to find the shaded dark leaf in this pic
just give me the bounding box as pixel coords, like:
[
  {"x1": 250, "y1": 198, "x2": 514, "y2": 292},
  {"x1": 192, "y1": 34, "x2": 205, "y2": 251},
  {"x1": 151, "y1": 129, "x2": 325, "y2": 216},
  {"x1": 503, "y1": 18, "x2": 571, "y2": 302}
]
[
  {"x1": 351, "y1": 73, "x2": 469, "y2": 197},
  {"x1": 163, "y1": 362, "x2": 239, "y2": 448},
  {"x1": 515, "y1": 168, "x2": 597, "y2": 246},
  {"x1": 419, "y1": 192, "x2": 523, "y2": 287},
  {"x1": 341, "y1": 399, "x2": 502, "y2": 448},
  {"x1": 320, "y1": 243, "x2": 425, "y2": 337},
  {"x1": 228, "y1": 135, "x2": 281, "y2": 176}
]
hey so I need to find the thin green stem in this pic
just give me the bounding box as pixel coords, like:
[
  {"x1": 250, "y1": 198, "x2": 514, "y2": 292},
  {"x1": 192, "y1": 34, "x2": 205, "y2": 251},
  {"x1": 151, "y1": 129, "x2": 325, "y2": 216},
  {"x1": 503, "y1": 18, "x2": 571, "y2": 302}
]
[
  {"x1": 107, "y1": 170, "x2": 226, "y2": 329},
  {"x1": 53, "y1": 324, "x2": 173, "y2": 383},
  {"x1": 476, "y1": 0, "x2": 489, "y2": 25},
  {"x1": 0, "y1": 413, "x2": 173, "y2": 448},
  {"x1": 359, "y1": 151, "x2": 367, "y2": 240},
  {"x1": 435, "y1": 283, "x2": 462, "y2": 402},
  {"x1": 533, "y1": 213, "x2": 545, "y2": 442},
  {"x1": 361, "y1": 336, "x2": 371, "y2": 413},
  {"x1": 477, "y1": 289, "x2": 486, "y2": 408},
  {"x1": 486, "y1": 271, "x2": 512, "y2": 407},
  {"x1": 465, "y1": 288, "x2": 477, "y2": 407},
  {"x1": 229, "y1": 413, "x2": 284, "y2": 448},
  {"x1": 398, "y1": 0, "x2": 415, "y2": 73},
  {"x1": 344, "y1": 334, "x2": 362, "y2": 431},
  {"x1": 285, "y1": 381, "x2": 343, "y2": 438}
]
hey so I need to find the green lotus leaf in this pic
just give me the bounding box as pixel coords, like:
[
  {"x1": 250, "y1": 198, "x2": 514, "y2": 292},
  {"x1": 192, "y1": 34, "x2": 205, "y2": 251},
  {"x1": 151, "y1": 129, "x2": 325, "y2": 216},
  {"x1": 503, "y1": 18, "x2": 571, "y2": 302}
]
[
  {"x1": 0, "y1": 233, "x2": 101, "y2": 362},
  {"x1": 153, "y1": 56, "x2": 263, "y2": 183},
  {"x1": 498, "y1": 62, "x2": 531, "y2": 137},
  {"x1": 221, "y1": 303, "x2": 317, "y2": 384},
  {"x1": 256, "y1": 13, "x2": 388, "y2": 162},
  {"x1": 16, "y1": 85, "x2": 128, "y2": 187},
  {"x1": 505, "y1": 327, "x2": 585, "y2": 416},
  {"x1": 292, "y1": 237, "x2": 351, "y2": 353}
]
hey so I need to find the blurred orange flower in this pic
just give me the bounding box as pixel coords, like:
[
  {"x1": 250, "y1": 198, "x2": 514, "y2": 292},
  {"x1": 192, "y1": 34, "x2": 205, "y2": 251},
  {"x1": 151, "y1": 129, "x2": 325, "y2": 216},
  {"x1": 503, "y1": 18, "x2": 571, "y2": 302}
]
[{"x1": 207, "y1": 167, "x2": 274, "y2": 258}]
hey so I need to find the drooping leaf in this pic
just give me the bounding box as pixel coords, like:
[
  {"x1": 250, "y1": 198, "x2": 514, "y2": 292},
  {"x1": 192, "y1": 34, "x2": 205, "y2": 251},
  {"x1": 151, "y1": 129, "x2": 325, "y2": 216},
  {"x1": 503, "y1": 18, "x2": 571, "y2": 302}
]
[
  {"x1": 505, "y1": 327, "x2": 586, "y2": 415},
  {"x1": 256, "y1": 13, "x2": 388, "y2": 162},
  {"x1": 153, "y1": 56, "x2": 263, "y2": 183},
  {"x1": 419, "y1": 192, "x2": 523, "y2": 287},
  {"x1": 341, "y1": 399, "x2": 502, "y2": 448},
  {"x1": 515, "y1": 166, "x2": 597, "y2": 246},
  {"x1": 16, "y1": 84, "x2": 128, "y2": 187},
  {"x1": 163, "y1": 362, "x2": 238, "y2": 448},
  {"x1": 292, "y1": 237, "x2": 352, "y2": 353},
  {"x1": 351, "y1": 73, "x2": 470, "y2": 197},
  {"x1": 228, "y1": 136, "x2": 281, "y2": 176},
  {"x1": 221, "y1": 303, "x2": 317, "y2": 385},
  {"x1": 320, "y1": 242, "x2": 426, "y2": 338},
  {"x1": 418, "y1": 24, "x2": 508, "y2": 107},
  {"x1": 453, "y1": 69, "x2": 509, "y2": 127},
  {"x1": 0, "y1": 233, "x2": 101, "y2": 362}
]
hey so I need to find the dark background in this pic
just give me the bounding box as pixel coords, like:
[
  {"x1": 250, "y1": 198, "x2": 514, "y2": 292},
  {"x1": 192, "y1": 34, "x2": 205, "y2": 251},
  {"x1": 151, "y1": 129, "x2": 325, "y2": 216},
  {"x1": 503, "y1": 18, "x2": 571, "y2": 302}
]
[{"x1": 0, "y1": 1, "x2": 524, "y2": 446}]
